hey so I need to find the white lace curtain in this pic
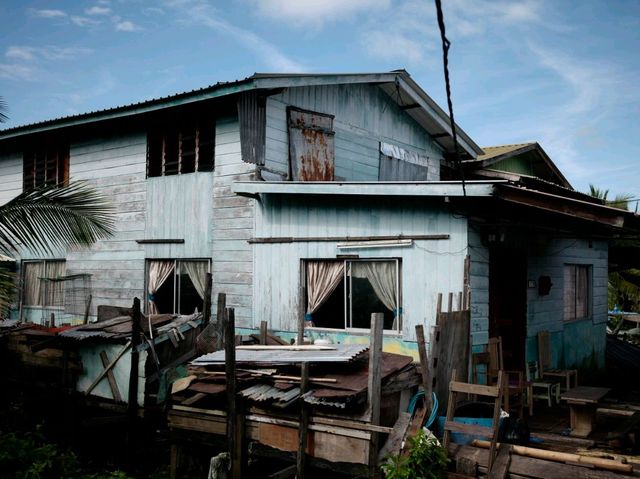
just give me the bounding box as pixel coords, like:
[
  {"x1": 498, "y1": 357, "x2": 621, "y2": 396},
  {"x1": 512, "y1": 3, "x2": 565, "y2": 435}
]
[
  {"x1": 306, "y1": 261, "x2": 344, "y2": 321},
  {"x1": 148, "y1": 260, "x2": 175, "y2": 314},
  {"x1": 23, "y1": 262, "x2": 44, "y2": 306},
  {"x1": 351, "y1": 261, "x2": 398, "y2": 326},
  {"x1": 182, "y1": 261, "x2": 208, "y2": 301}
]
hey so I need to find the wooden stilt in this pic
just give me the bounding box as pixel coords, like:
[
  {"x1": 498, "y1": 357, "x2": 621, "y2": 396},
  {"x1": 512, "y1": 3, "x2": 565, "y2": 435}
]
[{"x1": 368, "y1": 313, "x2": 383, "y2": 479}]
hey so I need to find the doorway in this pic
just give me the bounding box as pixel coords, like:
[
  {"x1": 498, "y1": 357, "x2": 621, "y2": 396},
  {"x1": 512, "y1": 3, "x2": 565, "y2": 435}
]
[{"x1": 489, "y1": 248, "x2": 527, "y2": 371}]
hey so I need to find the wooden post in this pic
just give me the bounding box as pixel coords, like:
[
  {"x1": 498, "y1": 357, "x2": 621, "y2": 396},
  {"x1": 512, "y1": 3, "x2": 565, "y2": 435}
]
[
  {"x1": 127, "y1": 297, "x2": 142, "y2": 468},
  {"x1": 296, "y1": 362, "x2": 310, "y2": 479},
  {"x1": 216, "y1": 292, "x2": 226, "y2": 351},
  {"x1": 260, "y1": 320, "x2": 268, "y2": 345},
  {"x1": 368, "y1": 313, "x2": 384, "y2": 479},
  {"x1": 50, "y1": 312, "x2": 55, "y2": 328},
  {"x1": 83, "y1": 294, "x2": 92, "y2": 324},
  {"x1": 415, "y1": 325, "x2": 432, "y2": 415},
  {"x1": 225, "y1": 307, "x2": 242, "y2": 479},
  {"x1": 203, "y1": 273, "x2": 212, "y2": 325}
]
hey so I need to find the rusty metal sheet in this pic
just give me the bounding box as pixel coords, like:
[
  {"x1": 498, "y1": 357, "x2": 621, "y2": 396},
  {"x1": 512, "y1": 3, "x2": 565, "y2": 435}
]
[
  {"x1": 189, "y1": 382, "x2": 226, "y2": 395},
  {"x1": 287, "y1": 107, "x2": 335, "y2": 181}
]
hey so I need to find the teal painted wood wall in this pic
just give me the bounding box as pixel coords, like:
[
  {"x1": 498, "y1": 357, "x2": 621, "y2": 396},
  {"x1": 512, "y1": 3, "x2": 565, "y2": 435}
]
[
  {"x1": 253, "y1": 194, "x2": 468, "y2": 341},
  {"x1": 264, "y1": 84, "x2": 443, "y2": 180}
]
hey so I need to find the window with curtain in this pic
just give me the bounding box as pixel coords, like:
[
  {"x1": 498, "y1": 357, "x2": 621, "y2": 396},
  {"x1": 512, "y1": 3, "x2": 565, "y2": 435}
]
[
  {"x1": 22, "y1": 260, "x2": 66, "y2": 307},
  {"x1": 564, "y1": 264, "x2": 591, "y2": 321},
  {"x1": 146, "y1": 259, "x2": 210, "y2": 314},
  {"x1": 304, "y1": 259, "x2": 401, "y2": 331}
]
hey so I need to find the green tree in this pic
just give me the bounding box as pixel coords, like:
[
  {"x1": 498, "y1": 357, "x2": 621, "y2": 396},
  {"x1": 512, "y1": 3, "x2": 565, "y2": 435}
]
[
  {"x1": 587, "y1": 184, "x2": 640, "y2": 311},
  {"x1": 0, "y1": 182, "x2": 115, "y2": 316}
]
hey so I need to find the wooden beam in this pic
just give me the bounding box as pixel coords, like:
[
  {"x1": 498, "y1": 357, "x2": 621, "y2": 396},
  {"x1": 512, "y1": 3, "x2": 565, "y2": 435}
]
[
  {"x1": 203, "y1": 273, "x2": 212, "y2": 326},
  {"x1": 248, "y1": 234, "x2": 451, "y2": 244},
  {"x1": 296, "y1": 362, "x2": 310, "y2": 479},
  {"x1": 260, "y1": 321, "x2": 268, "y2": 345},
  {"x1": 100, "y1": 350, "x2": 122, "y2": 403},
  {"x1": 85, "y1": 341, "x2": 132, "y2": 395},
  {"x1": 415, "y1": 325, "x2": 432, "y2": 414},
  {"x1": 216, "y1": 292, "x2": 226, "y2": 351},
  {"x1": 488, "y1": 443, "x2": 512, "y2": 479},
  {"x1": 225, "y1": 307, "x2": 243, "y2": 479},
  {"x1": 368, "y1": 313, "x2": 383, "y2": 478},
  {"x1": 126, "y1": 297, "x2": 142, "y2": 469}
]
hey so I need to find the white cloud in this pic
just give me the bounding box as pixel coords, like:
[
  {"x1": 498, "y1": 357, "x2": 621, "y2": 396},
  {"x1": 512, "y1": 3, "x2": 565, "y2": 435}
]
[
  {"x1": 361, "y1": 32, "x2": 424, "y2": 65},
  {"x1": 165, "y1": 0, "x2": 304, "y2": 71},
  {"x1": 6, "y1": 46, "x2": 37, "y2": 61},
  {"x1": 70, "y1": 15, "x2": 101, "y2": 27},
  {"x1": 115, "y1": 20, "x2": 142, "y2": 32},
  {"x1": 28, "y1": 8, "x2": 67, "y2": 18},
  {"x1": 247, "y1": 0, "x2": 390, "y2": 27},
  {"x1": 85, "y1": 6, "x2": 111, "y2": 15},
  {"x1": 0, "y1": 63, "x2": 37, "y2": 81},
  {"x1": 5, "y1": 46, "x2": 92, "y2": 62}
]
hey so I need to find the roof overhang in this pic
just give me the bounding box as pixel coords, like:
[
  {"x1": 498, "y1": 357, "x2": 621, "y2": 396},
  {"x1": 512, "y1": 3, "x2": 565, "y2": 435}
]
[
  {"x1": 494, "y1": 183, "x2": 637, "y2": 230},
  {"x1": 465, "y1": 142, "x2": 571, "y2": 188},
  {"x1": 232, "y1": 180, "x2": 501, "y2": 198},
  {"x1": 0, "y1": 71, "x2": 483, "y2": 159}
]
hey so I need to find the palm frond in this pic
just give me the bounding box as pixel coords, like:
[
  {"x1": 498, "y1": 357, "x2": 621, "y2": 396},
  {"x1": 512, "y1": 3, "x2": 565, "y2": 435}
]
[
  {"x1": 588, "y1": 184, "x2": 608, "y2": 201},
  {"x1": 0, "y1": 182, "x2": 115, "y2": 256},
  {"x1": 0, "y1": 266, "x2": 16, "y2": 318},
  {"x1": 0, "y1": 96, "x2": 7, "y2": 123}
]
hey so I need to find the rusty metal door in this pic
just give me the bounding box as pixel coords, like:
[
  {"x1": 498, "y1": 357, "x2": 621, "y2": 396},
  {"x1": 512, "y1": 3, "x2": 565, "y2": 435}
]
[{"x1": 287, "y1": 107, "x2": 335, "y2": 181}]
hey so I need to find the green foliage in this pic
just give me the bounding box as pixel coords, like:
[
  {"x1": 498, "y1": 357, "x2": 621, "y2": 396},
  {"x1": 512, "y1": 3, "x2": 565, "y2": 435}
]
[
  {"x1": 0, "y1": 430, "x2": 134, "y2": 479},
  {"x1": 380, "y1": 429, "x2": 450, "y2": 479}
]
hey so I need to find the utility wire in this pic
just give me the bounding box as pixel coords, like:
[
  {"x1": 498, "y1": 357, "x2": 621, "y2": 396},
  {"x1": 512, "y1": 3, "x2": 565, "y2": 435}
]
[{"x1": 434, "y1": 0, "x2": 466, "y2": 196}]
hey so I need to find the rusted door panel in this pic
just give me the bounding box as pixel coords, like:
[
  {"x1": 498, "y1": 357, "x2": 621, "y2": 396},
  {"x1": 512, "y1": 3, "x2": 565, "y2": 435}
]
[{"x1": 287, "y1": 107, "x2": 335, "y2": 181}]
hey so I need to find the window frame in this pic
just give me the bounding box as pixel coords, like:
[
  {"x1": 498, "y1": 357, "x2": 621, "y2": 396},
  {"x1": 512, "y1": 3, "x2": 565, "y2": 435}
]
[
  {"x1": 144, "y1": 258, "x2": 211, "y2": 315},
  {"x1": 23, "y1": 145, "x2": 69, "y2": 190},
  {"x1": 563, "y1": 263, "x2": 592, "y2": 322},
  {"x1": 146, "y1": 116, "x2": 215, "y2": 178},
  {"x1": 303, "y1": 258, "x2": 402, "y2": 334},
  {"x1": 21, "y1": 259, "x2": 67, "y2": 309}
]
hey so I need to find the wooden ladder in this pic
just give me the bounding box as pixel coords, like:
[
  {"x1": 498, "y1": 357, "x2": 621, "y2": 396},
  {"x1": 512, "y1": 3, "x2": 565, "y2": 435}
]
[{"x1": 443, "y1": 369, "x2": 504, "y2": 470}]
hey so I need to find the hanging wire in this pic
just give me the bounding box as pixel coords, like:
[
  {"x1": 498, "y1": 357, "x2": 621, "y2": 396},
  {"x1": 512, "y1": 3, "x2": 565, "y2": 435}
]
[{"x1": 434, "y1": 0, "x2": 467, "y2": 196}]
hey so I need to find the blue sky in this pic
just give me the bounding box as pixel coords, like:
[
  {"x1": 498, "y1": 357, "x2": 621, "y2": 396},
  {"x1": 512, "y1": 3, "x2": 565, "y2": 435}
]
[{"x1": 1, "y1": 0, "x2": 638, "y2": 200}]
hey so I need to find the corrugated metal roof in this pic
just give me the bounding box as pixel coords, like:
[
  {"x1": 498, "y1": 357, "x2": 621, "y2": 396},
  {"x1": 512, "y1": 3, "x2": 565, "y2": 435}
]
[
  {"x1": 477, "y1": 143, "x2": 536, "y2": 161},
  {"x1": 192, "y1": 344, "x2": 368, "y2": 365},
  {"x1": 0, "y1": 70, "x2": 482, "y2": 157}
]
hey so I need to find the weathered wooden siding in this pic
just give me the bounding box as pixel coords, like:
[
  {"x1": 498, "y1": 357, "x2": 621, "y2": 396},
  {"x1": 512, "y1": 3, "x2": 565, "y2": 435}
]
[
  {"x1": 76, "y1": 345, "x2": 147, "y2": 406},
  {"x1": 264, "y1": 84, "x2": 443, "y2": 180},
  {"x1": 468, "y1": 225, "x2": 489, "y2": 347},
  {"x1": 144, "y1": 173, "x2": 214, "y2": 258},
  {"x1": 0, "y1": 151, "x2": 22, "y2": 206},
  {"x1": 526, "y1": 238, "x2": 608, "y2": 369},
  {"x1": 212, "y1": 117, "x2": 256, "y2": 327},
  {"x1": 64, "y1": 131, "x2": 148, "y2": 312},
  {"x1": 253, "y1": 194, "x2": 468, "y2": 341}
]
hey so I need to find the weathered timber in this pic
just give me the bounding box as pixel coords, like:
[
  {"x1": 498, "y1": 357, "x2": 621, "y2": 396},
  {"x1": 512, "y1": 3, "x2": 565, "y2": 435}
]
[
  {"x1": 99, "y1": 350, "x2": 122, "y2": 402},
  {"x1": 368, "y1": 313, "x2": 384, "y2": 479},
  {"x1": 297, "y1": 362, "x2": 310, "y2": 479},
  {"x1": 471, "y1": 440, "x2": 633, "y2": 474}
]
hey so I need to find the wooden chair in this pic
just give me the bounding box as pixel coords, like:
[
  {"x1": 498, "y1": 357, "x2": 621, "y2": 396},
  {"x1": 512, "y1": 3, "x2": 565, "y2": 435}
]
[
  {"x1": 443, "y1": 369, "x2": 503, "y2": 470},
  {"x1": 527, "y1": 360, "x2": 560, "y2": 407},
  {"x1": 538, "y1": 331, "x2": 578, "y2": 390},
  {"x1": 486, "y1": 337, "x2": 531, "y2": 417}
]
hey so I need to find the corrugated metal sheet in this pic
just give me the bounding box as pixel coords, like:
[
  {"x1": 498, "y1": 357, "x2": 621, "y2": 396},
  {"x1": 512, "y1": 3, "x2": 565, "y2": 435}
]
[
  {"x1": 287, "y1": 107, "x2": 335, "y2": 181},
  {"x1": 192, "y1": 344, "x2": 368, "y2": 365}
]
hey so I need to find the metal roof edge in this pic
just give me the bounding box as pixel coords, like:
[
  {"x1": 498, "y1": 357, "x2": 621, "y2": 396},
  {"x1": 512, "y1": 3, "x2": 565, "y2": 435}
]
[
  {"x1": 396, "y1": 74, "x2": 483, "y2": 157},
  {"x1": 0, "y1": 78, "x2": 257, "y2": 140},
  {"x1": 232, "y1": 180, "x2": 503, "y2": 198}
]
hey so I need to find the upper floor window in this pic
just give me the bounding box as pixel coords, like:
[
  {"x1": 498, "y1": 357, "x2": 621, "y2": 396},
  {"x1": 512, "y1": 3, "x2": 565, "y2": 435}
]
[
  {"x1": 287, "y1": 107, "x2": 335, "y2": 181},
  {"x1": 564, "y1": 264, "x2": 591, "y2": 321},
  {"x1": 23, "y1": 145, "x2": 69, "y2": 190},
  {"x1": 147, "y1": 117, "x2": 214, "y2": 178}
]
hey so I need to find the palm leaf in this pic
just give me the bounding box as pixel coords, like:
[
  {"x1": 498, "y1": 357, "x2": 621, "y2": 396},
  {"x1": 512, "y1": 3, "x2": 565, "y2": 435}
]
[
  {"x1": 0, "y1": 96, "x2": 7, "y2": 123},
  {"x1": 0, "y1": 182, "x2": 115, "y2": 256}
]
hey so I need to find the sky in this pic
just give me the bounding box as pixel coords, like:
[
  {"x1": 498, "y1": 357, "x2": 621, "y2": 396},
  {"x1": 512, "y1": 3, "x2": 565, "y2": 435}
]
[{"x1": 0, "y1": 0, "x2": 639, "y2": 201}]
